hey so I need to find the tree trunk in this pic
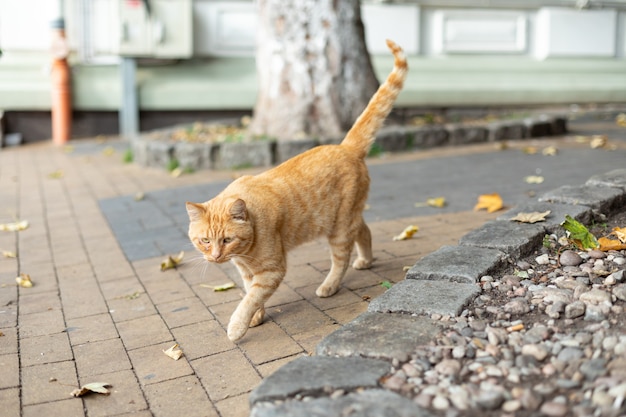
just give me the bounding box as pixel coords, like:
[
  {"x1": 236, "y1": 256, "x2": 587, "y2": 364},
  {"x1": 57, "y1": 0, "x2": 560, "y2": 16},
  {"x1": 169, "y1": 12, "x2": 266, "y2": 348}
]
[{"x1": 249, "y1": 0, "x2": 379, "y2": 141}]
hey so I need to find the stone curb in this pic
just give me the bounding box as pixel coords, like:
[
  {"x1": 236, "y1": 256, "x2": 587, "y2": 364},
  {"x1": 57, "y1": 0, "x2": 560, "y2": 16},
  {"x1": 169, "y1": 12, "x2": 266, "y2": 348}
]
[
  {"x1": 248, "y1": 168, "x2": 626, "y2": 416},
  {"x1": 131, "y1": 115, "x2": 568, "y2": 171}
]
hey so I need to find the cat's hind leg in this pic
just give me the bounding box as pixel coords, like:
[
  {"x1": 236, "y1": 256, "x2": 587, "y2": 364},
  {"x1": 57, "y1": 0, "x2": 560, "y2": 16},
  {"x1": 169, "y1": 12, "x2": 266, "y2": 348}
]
[
  {"x1": 316, "y1": 236, "x2": 353, "y2": 298},
  {"x1": 352, "y1": 218, "x2": 373, "y2": 270}
]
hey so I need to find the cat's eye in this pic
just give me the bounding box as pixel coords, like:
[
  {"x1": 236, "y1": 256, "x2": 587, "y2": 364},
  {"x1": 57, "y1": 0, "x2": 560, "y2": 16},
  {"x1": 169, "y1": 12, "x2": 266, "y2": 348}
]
[
  {"x1": 200, "y1": 237, "x2": 210, "y2": 244},
  {"x1": 223, "y1": 237, "x2": 232, "y2": 244}
]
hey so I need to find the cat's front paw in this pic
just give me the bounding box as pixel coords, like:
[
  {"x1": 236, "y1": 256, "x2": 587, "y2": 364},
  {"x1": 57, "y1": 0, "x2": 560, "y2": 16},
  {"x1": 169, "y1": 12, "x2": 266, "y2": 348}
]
[
  {"x1": 316, "y1": 283, "x2": 339, "y2": 298},
  {"x1": 352, "y1": 258, "x2": 372, "y2": 270},
  {"x1": 227, "y1": 320, "x2": 248, "y2": 342}
]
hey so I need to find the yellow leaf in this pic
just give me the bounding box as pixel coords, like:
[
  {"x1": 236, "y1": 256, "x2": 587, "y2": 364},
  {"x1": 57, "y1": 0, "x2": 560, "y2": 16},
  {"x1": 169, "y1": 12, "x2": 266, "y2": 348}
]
[
  {"x1": 134, "y1": 192, "x2": 145, "y2": 201},
  {"x1": 213, "y1": 282, "x2": 236, "y2": 292},
  {"x1": 393, "y1": 225, "x2": 419, "y2": 241},
  {"x1": 524, "y1": 175, "x2": 544, "y2": 184},
  {"x1": 474, "y1": 193, "x2": 503, "y2": 213},
  {"x1": 611, "y1": 226, "x2": 626, "y2": 243},
  {"x1": 16, "y1": 273, "x2": 33, "y2": 288},
  {"x1": 71, "y1": 382, "x2": 112, "y2": 397},
  {"x1": 510, "y1": 210, "x2": 551, "y2": 224},
  {"x1": 2, "y1": 250, "x2": 16, "y2": 258},
  {"x1": 0, "y1": 220, "x2": 29, "y2": 232},
  {"x1": 163, "y1": 343, "x2": 184, "y2": 361},
  {"x1": 598, "y1": 237, "x2": 626, "y2": 251},
  {"x1": 590, "y1": 135, "x2": 607, "y2": 149},
  {"x1": 47, "y1": 170, "x2": 64, "y2": 179},
  {"x1": 616, "y1": 113, "x2": 626, "y2": 127},
  {"x1": 102, "y1": 146, "x2": 115, "y2": 156},
  {"x1": 160, "y1": 251, "x2": 184, "y2": 271},
  {"x1": 415, "y1": 197, "x2": 446, "y2": 208},
  {"x1": 542, "y1": 146, "x2": 558, "y2": 156},
  {"x1": 522, "y1": 146, "x2": 538, "y2": 155}
]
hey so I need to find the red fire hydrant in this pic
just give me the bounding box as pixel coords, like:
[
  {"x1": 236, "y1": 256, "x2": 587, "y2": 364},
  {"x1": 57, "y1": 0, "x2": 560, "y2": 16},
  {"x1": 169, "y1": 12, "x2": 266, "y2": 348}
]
[{"x1": 50, "y1": 18, "x2": 71, "y2": 146}]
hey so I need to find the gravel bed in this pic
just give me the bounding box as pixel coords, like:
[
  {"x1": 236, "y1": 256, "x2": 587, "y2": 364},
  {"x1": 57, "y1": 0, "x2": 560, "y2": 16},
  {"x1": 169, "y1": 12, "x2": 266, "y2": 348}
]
[{"x1": 379, "y1": 211, "x2": 626, "y2": 417}]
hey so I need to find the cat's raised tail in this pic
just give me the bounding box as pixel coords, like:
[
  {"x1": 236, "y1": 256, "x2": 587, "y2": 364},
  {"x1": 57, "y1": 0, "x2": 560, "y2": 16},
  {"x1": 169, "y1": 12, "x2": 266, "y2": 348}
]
[{"x1": 341, "y1": 39, "x2": 408, "y2": 159}]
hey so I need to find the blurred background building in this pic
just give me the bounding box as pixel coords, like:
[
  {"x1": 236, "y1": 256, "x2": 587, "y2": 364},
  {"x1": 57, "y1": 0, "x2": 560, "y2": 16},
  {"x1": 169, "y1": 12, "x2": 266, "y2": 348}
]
[{"x1": 0, "y1": 0, "x2": 625, "y2": 142}]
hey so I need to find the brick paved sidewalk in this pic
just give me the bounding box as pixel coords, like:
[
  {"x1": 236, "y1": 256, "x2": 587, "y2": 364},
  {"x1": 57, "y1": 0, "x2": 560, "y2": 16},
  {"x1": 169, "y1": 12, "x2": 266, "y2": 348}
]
[{"x1": 0, "y1": 141, "x2": 497, "y2": 417}]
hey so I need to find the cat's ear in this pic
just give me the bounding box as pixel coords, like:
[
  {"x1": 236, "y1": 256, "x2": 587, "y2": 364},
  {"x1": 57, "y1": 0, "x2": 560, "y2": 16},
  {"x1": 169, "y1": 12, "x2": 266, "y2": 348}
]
[
  {"x1": 186, "y1": 202, "x2": 206, "y2": 222},
  {"x1": 230, "y1": 199, "x2": 247, "y2": 222}
]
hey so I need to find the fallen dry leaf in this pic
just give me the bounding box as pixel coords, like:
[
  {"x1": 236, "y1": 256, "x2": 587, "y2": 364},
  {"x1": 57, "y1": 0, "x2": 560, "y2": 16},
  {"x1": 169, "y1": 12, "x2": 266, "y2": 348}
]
[
  {"x1": 102, "y1": 146, "x2": 115, "y2": 156},
  {"x1": 510, "y1": 210, "x2": 551, "y2": 224},
  {"x1": 134, "y1": 192, "x2": 145, "y2": 201},
  {"x1": 590, "y1": 135, "x2": 607, "y2": 149},
  {"x1": 611, "y1": 226, "x2": 626, "y2": 243},
  {"x1": 213, "y1": 282, "x2": 235, "y2": 292},
  {"x1": 474, "y1": 193, "x2": 504, "y2": 213},
  {"x1": 542, "y1": 146, "x2": 558, "y2": 156},
  {"x1": 16, "y1": 273, "x2": 33, "y2": 288},
  {"x1": 70, "y1": 382, "x2": 112, "y2": 397},
  {"x1": 524, "y1": 175, "x2": 544, "y2": 184},
  {"x1": 598, "y1": 237, "x2": 626, "y2": 251},
  {"x1": 415, "y1": 197, "x2": 447, "y2": 208},
  {"x1": 522, "y1": 146, "x2": 538, "y2": 155},
  {"x1": 171, "y1": 167, "x2": 183, "y2": 178},
  {"x1": 393, "y1": 225, "x2": 419, "y2": 241},
  {"x1": 0, "y1": 220, "x2": 29, "y2": 232},
  {"x1": 163, "y1": 343, "x2": 184, "y2": 361},
  {"x1": 2, "y1": 250, "x2": 16, "y2": 258},
  {"x1": 617, "y1": 113, "x2": 626, "y2": 127},
  {"x1": 160, "y1": 251, "x2": 184, "y2": 271},
  {"x1": 47, "y1": 170, "x2": 64, "y2": 179}
]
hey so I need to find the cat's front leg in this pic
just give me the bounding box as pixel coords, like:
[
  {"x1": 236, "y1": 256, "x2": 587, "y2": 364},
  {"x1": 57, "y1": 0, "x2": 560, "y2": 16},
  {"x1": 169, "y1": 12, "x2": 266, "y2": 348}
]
[{"x1": 227, "y1": 270, "x2": 283, "y2": 342}]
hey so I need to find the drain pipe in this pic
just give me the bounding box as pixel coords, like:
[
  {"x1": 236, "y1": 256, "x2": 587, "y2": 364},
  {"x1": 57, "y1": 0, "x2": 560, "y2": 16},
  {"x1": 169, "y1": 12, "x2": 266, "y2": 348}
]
[{"x1": 50, "y1": 2, "x2": 71, "y2": 145}]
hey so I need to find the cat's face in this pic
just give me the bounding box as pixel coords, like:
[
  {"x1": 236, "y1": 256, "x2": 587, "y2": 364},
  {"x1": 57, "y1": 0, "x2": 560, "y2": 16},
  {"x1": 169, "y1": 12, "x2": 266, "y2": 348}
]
[{"x1": 186, "y1": 198, "x2": 253, "y2": 263}]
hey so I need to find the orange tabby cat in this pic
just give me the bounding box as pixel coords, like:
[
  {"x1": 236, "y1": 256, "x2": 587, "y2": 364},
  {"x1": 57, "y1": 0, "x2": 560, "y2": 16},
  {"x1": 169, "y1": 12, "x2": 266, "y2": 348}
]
[{"x1": 186, "y1": 39, "x2": 407, "y2": 342}]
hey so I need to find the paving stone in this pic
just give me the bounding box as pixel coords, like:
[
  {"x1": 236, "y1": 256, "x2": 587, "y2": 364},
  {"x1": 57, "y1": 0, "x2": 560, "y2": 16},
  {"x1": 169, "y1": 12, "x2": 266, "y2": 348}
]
[
  {"x1": 237, "y1": 321, "x2": 303, "y2": 365},
  {"x1": 18, "y1": 309, "x2": 66, "y2": 338},
  {"x1": 23, "y1": 399, "x2": 85, "y2": 417},
  {"x1": 80, "y1": 369, "x2": 149, "y2": 417},
  {"x1": 524, "y1": 117, "x2": 553, "y2": 137},
  {"x1": 21, "y1": 360, "x2": 78, "y2": 406},
  {"x1": 115, "y1": 315, "x2": 172, "y2": 350},
  {"x1": 376, "y1": 126, "x2": 410, "y2": 152},
  {"x1": 0, "y1": 353, "x2": 19, "y2": 389},
  {"x1": 147, "y1": 140, "x2": 175, "y2": 168},
  {"x1": 249, "y1": 356, "x2": 391, "y2": 405},
  {"x1": 0, "y1": 387, "x2": 19, "y2": 417},
  {"x1": 193, "y1": 348, "x2": 262, "y2": 402},
  {"x1": 143, "y1": 375, "x2": 218, "y2": 417},
  {"x1": 156, "y1": 297, "x2": 215, "y2": 329},
  {"x1": 250, "y1": 389, "x2": 434, "y2": 417},
  {"x1": 19, "y1": 333, "x2": 73, "y2": 367},
  {"x1": 586, "y1": 168, "x2": 626, "y2": 190},
  {"x1": 127, "y1": 341, "x2": 194, "y2": 385},
  {"x1": 216, "y1": 141, "x2": 274, "y2": 169},
  {"x1": 368, "y1": 279, "x2": 481, "y2": 317},
  {"x1": 267, "y1": 300, "x2": 336, "y2": 336},
  {"x1": 107, "y1": 294, "x2": 158, "y2": 323},
  {"x1": 497, "y1": 201, "x2": 593, "y2": 232},
  {"x1": 170, "y1": 320, "x2": 234, "y2": 361},
  {"x1": 487, "y1": 121, "x2": 525, "y2": 141},
  {"x1": 448, "y1": 125, "x2": 488, "y2": 145},
  {"x1": 458, "y1": 220, "x2": 546, "y2": 258},
  {"x1": 405, "y1": 245, "x2": 506, "y2": 284},
  {"x1": 73, "y1": 338, "x2": 132, "y2": 377},
  {"x1": 539, "y1": 184, "x2": 626, "y2": 215},
  {"x1": 316, "y1": 312, "x2": 440, "y2": 362},
  {"x1": 0, "y1": 327, "x2": 17, "y2": 355},
  {"x1": 66, "y1": 313, "x2": 119, "y2": 345},
  {"x1": 174, "y1": 141, "x2": 215, "y2": 171},
  {"x1": 275, "y1": 139, "x2": 318, "y2": 163}
]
